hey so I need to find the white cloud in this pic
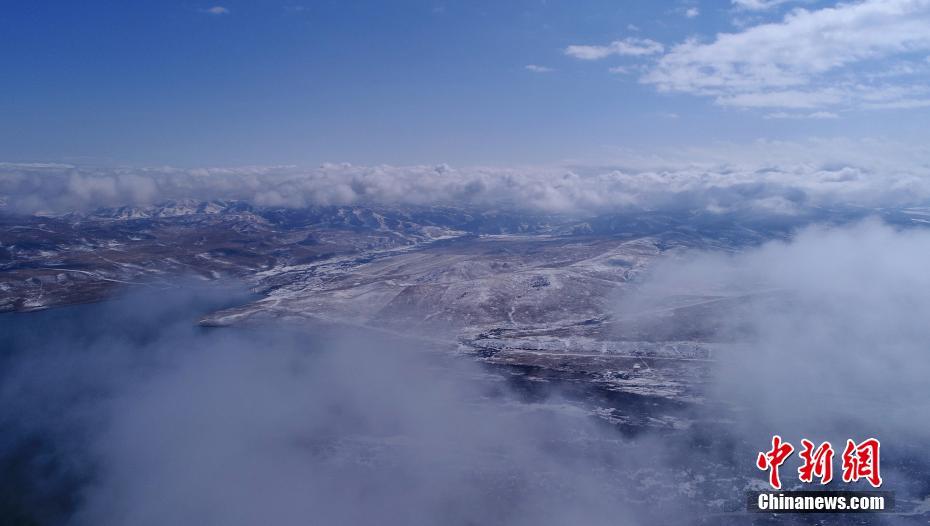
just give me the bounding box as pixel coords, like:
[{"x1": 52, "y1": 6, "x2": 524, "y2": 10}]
[
  {"x1": 764, "y1": 110, "x2": 840, "y2": 119},
  {"x1": 3, "y1": 139, "x2": 930, "y2": 216},
  {"x1": 731, "y1": 0, "x2": 800, "y2": 10},
  {"x1": 524, "y1": 64, "x2": 554, "y2": 73},
  {"x1": 642, "y1": 0, "x2": 930, "y2": 110},
  {"x1": 564, "y1": 38, "x2": 664, "y2": 60},
  {"x1": 715, "y1": 88, "x2": 846, "y2": 109},
  {"x1": 865, "y1": 98, "x2": 930, "y2": 109},
  {"x1": 201, "y1": 6, "x2": 229, "y2": 15},
  {"x1": 685, "y1": 7, "x2": 700, "y2": 18},
  {"x1": 632, "y1": 220, "x2": 930, "y2": 442},
  {"x1": 608, "y1": 66, "x2": 630, "y2": 75}
]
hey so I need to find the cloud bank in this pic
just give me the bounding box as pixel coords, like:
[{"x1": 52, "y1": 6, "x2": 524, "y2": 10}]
[{"x1": 3, "y1": 139, "x2": 930, "y2": 216}]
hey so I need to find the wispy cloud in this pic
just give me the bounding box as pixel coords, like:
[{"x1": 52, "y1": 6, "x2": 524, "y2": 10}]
[
  {"x1": 731, "y1": 0, "x2": 801, "y2": 11},
  {"x1": 564, "y1": 38, "x2": 664, "y2": 60},
  {"x1": 201, "y1": 6, "x2": 229, "y2": 15},
  {"x1": 764, "y1": 111, "x2": 840, "y2": 119},
  {"x1": 684, "y1": 7, "x2": 700, "y2": 18},
  {"x1": 524, "y1": 64, "x2": 554, "y2": 73}
]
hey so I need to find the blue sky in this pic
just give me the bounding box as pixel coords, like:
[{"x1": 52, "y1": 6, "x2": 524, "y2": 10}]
[{"x1": 3, "y1": 0, "x2": 930, "y2": 166}]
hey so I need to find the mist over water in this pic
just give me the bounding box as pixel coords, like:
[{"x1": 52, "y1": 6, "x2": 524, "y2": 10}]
[
  {"x1": 0, "y1": 285, "x2": 260, "y2": 525},
  {"x1": 0, "y1": 285, "x2": 688, "y2": 526},
  {"x1": 3, "y1": 221, "x2": 930, "y2": 525}
]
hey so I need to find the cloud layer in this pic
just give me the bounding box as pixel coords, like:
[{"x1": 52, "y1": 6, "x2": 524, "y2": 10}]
[{"x1": 3, "y1": 139, "x2": 930, "y2": 216}]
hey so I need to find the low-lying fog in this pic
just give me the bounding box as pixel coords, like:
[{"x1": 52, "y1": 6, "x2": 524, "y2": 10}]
[
  {"x1": 1, "y1": 286, "x2": 682, "y2": 526},
  {"x1": 2, "y1": 220, "x2": 929, "y2": 525}
]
